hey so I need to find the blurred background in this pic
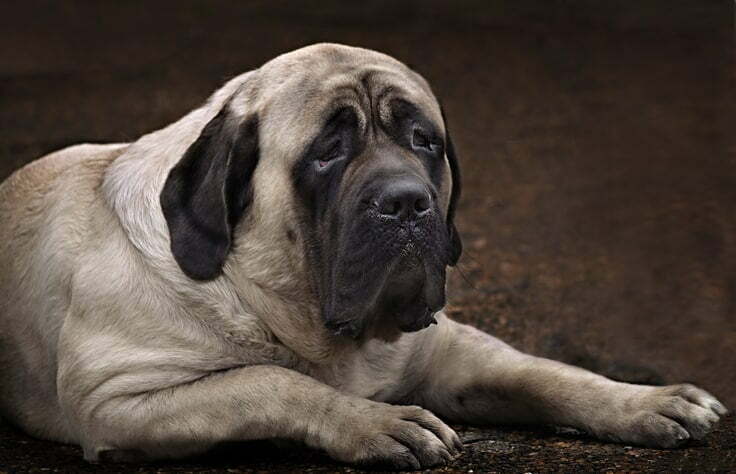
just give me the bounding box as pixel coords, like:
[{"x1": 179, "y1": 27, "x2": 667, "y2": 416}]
[{"x1": 1, "y1": 0, "x2": 733, "y2": 413}]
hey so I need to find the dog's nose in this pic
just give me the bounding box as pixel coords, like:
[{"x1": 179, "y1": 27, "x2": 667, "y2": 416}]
[{"x1": 376, "y1": 179, "x2": 431, "y2": 219}]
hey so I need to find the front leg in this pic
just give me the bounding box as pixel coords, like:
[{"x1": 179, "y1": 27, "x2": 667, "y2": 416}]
[
  {"x1": 63, "y1": 364, "x2": 461, "y2": 468},
  {"x1": 416, "y1": 315, "x2": 728, "y2": 447}
]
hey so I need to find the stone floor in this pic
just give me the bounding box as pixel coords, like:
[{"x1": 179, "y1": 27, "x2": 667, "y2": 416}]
[{"x1": 1, "y1": 1, "x2": 734, "y2": 472}]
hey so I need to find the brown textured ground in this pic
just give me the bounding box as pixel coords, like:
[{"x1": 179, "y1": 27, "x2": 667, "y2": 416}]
[
  {"x1": 0, "y1": 1, "x2": 734, "y2": 472},
  {"x1": 1, "y1": 418, "x2": 735, "y2": 473}
]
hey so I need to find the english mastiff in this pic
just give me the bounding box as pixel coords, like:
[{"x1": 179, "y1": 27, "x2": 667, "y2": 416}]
[{"x1": 0, "y1": 44, "x2": 727, "y2": 469}]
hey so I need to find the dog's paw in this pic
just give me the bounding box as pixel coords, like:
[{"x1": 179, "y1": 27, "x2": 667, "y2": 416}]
[
  {"x1": 598, "y1": 383, "x2": 728, "y2": 448},
  {"x1": 324, "y1": 400, "x2": 462, "y2": 470}
]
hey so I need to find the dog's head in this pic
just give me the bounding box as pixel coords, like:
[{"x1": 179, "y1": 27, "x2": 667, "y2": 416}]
[{"x1": 161, "y1": 43, "x2": 462, "y2": 338}]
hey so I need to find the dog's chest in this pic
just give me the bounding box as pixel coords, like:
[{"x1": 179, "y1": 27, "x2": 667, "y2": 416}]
[{"x1": 313, "y1": 335, "x2": 423, "y2": 402}]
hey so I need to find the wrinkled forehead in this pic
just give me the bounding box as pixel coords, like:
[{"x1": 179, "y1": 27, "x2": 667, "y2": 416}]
[{"x1": 252, "y1": 45, "x2": 444, "y2": 154}]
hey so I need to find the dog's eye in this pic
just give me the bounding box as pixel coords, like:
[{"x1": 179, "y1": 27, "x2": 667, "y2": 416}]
[
  {"x1": 412, "y1": 129, "x2": 434, "y2": 151},
  {"x1": 316, "y1": 140, "x2": 343, "y2": 170}
]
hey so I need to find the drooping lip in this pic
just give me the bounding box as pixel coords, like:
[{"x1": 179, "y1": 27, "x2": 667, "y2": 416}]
[
  {"x1": 321, "y1": 206, "x2": 451, "y2": 338},
  {"x1": 389, "y1": 282, "x2": 441, "y2": 333},
  {"x1": 324, "y1": 249, "x2": 446, "y2": 337}
]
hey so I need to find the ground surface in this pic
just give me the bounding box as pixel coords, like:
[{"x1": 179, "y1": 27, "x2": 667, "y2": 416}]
[
  {"x1": 1, "y1": 418, "x2": 735, "y2": 473},
  {"x1": 1, "y1": 1, "x2": 734, "y2": 472}
]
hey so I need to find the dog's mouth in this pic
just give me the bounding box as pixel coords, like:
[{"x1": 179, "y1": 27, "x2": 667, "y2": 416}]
[
  {"x1": 318, "y1": 194, "x2": 452, "y2": 339},
  {"x1": 375, "y1": 252, "x2": 444, "y2": 332},
  {"x1": 323, "y1": 238, "x2": 447, "y2": 338}
]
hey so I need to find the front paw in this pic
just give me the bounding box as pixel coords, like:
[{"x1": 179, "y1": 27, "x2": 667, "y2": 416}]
[
  {"x1": 598, "y1": 383, "x2": 728, "y2": 448},
  {"x1": 322, "y1": 399, "x2": 462, "y2": 470}
]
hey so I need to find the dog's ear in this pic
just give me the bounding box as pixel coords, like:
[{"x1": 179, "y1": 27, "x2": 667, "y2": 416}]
[
  {"x1": 160, "y1": 106, "x2": 260, "y2": 280},
  {"x1": 441, "y1": 107, "x2": 463, "y2": 266}
]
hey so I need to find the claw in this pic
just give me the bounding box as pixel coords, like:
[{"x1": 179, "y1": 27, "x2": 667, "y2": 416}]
[{"x1": 712, "y1": 401, "x2": 729, "y2": 416}]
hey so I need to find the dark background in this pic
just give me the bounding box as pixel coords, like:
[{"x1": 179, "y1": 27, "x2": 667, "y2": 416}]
[{"x1": 1, "y1": 1, "x2": 734, "y2": 472}]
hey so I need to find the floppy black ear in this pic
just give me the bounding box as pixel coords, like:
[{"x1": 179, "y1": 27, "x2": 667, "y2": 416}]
[
  {"x1": 160, "y1": 107, "x2": 260, "y2": 280},
  {"x1": 441, "y1": 108, "x2": 463, "y2": 266}
]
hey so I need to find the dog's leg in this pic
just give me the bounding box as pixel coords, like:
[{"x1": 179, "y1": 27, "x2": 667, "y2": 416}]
[
  {"x1": 67, "y1": 365, "x2": 461, "y2": 468},
  {"x1": 414, "y1": 315, "x2": 727, "y2": 448}
]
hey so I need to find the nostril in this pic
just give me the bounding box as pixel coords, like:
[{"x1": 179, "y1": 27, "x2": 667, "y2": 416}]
[
  {"x1": 380, "y1": 200, "x2": 401, "y2": 216},
  {"x1": 414, "y1": 195, "x2": 430, "y2": 213}
]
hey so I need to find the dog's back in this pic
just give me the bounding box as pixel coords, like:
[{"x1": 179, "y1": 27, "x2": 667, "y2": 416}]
[{"x1": 0, "y1": 143, "x2": 126, "y2": 442}]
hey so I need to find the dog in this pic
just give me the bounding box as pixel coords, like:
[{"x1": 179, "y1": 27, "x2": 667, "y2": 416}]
[{"x1": 0, "y1": 43, "x2": 727, "y2": 469}]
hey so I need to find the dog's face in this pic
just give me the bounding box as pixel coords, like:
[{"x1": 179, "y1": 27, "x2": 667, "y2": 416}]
[{"x1": 161, "y1": 44, "x2": 462, "y2": 338}]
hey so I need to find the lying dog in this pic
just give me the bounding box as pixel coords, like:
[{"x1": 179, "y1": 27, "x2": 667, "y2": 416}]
[{"x1": 0, "y1": 43, "x2": 726, "y2": 469}]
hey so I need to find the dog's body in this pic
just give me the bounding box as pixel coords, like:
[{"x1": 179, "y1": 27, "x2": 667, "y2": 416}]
[{"x1": 0, "y1": 44, "x2": 726, "y2": 469}]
